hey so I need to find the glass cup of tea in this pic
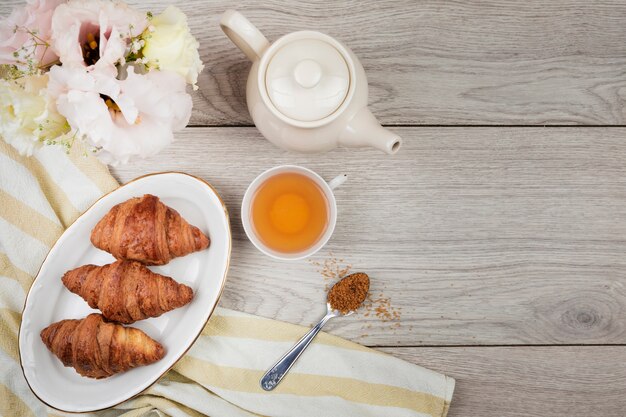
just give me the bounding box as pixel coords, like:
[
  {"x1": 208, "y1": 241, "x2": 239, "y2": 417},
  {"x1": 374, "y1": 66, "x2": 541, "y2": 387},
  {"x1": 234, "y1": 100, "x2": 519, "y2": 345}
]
[{"x1": 241, "y1": 165, "x2": 346, "y2": 260}]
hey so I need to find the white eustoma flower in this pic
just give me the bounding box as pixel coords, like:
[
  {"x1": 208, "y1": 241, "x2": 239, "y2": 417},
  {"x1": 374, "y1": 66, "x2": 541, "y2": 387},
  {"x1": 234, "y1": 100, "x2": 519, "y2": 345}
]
[
  {"x1": 141, "y1": 6, "x2": 204, "y2": 89},
  {"x1": 48, "y1": 65, "x2": 192, "y2": 165},
  {"x1": 51, "y1": 0, "x2": 147, "y2": 75},
  {"x1": 0, "y1": 73, "x2": 69, "y2": 156}
]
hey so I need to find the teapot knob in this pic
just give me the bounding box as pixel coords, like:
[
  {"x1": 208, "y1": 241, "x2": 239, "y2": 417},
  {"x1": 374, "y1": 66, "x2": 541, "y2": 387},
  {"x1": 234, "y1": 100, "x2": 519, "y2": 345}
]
[{"x1": 293, "y1": 60, "x2": 322, "y2": 89}]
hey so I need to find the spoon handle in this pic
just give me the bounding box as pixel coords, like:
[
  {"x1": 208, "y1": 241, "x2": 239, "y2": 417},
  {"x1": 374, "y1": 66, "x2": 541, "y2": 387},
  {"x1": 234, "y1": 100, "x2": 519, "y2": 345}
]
[{"x1": 260, "y1": 311, "x2": 335, "y2": 391}]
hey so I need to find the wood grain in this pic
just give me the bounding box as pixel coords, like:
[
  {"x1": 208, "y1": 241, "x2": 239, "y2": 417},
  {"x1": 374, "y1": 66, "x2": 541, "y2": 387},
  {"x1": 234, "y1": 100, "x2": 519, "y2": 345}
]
[
  {"x1": 3, "y1": 1, "x2": 626, "y2": 414},
  {"x1": 3, "y1": 1, "x2": 626, "y2": 125},
  {"x1": 112, "y1": 126, "x2": 626, "y2": 346},
  {"x1": 381, "y1": 346, "x2": 626, "y2": 417}
]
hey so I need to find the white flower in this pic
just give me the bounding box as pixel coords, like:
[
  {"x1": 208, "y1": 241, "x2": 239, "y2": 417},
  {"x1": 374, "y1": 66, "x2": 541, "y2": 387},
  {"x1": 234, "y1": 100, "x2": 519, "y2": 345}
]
[
  {"x1": 48, "y1": 65, "x2": 192, "y2": 165},
  {"x1": 141, "y1": 6, "x2": 203, "y2": 89},
  {"x1": 51, "y1": 0, "x2": 147, "y2": 75},
  {"x1": 0, "y1": 73, "x2": 69, "y2": 156}
]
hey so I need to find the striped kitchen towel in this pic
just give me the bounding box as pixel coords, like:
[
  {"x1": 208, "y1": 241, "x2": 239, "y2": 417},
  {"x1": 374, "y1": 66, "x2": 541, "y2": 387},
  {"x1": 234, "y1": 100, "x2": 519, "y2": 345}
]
[{"x1": 0, "y1": 139, "x2": 455, "y2": 417}]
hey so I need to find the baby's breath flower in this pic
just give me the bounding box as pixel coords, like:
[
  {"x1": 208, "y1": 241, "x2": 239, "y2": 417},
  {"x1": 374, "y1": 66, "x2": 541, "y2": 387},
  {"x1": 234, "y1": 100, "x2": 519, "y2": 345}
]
[{"x1": 0, "y1": 64, "x2": 24, "y2": 80}]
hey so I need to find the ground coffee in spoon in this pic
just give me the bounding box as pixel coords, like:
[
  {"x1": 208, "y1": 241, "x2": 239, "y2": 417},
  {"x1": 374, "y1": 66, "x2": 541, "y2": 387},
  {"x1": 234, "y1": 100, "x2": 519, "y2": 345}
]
[{"x1": 327, "y1": 272, "x2": 370, "y2": 314}]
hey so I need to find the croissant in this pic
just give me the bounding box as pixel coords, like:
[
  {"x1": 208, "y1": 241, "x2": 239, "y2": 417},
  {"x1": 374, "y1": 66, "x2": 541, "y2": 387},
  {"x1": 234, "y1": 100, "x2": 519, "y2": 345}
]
[
  {"x1": 40, "y1": 313, "x2": 165, "y2": 379},
  {"x1": 62, "y1": 260, "x2": 194, "y2": 324},
  {"x1": 91, "y1": 194, "x2": 210, "y2": 265}
]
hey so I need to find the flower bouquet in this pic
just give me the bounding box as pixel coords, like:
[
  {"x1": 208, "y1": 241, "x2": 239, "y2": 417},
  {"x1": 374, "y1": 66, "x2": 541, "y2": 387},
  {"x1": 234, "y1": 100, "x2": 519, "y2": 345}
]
[{"x1": 0, "y1": 0, "x2": 203, "y2": 165}]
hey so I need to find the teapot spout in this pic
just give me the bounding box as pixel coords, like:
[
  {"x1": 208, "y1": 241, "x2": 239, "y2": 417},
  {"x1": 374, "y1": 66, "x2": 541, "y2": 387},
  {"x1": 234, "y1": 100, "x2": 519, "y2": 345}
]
[{"x1": 338, "y1": 108, "x2": 401, "y2": 154}]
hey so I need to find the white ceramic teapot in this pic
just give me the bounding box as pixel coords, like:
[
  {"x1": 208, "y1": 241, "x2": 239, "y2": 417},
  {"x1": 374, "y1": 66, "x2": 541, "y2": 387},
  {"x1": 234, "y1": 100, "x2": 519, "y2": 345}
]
[{"x1": 220, "y1": 10, "x2": 401, "y2": 154}]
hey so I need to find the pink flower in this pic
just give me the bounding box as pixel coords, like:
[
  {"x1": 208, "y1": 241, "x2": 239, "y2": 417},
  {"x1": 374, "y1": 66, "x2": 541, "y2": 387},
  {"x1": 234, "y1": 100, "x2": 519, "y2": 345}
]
[
  {"x1": 0, "y1": 0, "x2": 65, "y2": 69},
  {"x1": 51, "y1": 0, "x2": 147, "y2": 75},
  {"x1": 48, "y1": 65, "x2": 191, "y2": 165}
]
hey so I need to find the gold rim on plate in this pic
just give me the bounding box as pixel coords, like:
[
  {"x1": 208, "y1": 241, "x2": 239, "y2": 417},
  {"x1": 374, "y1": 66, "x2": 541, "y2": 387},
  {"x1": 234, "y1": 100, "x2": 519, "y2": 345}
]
[{"x1": 18, "y1": 171, "x2": 232, "y2": 413}]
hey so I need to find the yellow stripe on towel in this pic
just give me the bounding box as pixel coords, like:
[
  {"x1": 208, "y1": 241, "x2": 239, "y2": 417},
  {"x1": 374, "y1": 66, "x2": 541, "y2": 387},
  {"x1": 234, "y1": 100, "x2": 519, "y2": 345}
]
[
  {"x1": 0, "y1": 383, "x2": 36, "y2": 417},
  {"x1": 0, "y1": 142, "x2": 80, "y2": 227},
  {"x1": 124, "y1": 396, "x2": 209, "y2": 417},
  {"x1": 0, "y1": 190, "x2": 63, "y2": 247},
  {"x1": 204, "y1": 314, "x2": 372, "y2": 352},
  {"x1": 111, "y1": 406, "x2": 154, "y2": 417},
  {"x1": 0, "y1": 309, "x2": 20, "y2": 362},
  {"x1": 0, "y1": 253, "x2": 34, "y2": 294},
  {"x1": 66, "y1": 144, "x2": 118, "y2": 195}
]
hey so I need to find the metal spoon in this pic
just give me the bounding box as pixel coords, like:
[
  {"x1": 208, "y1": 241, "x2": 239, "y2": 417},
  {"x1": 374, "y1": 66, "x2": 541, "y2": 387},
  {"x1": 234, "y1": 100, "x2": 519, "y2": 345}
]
[{"x1": 260, "y1": 303, "x2": 352, "y2": 391}]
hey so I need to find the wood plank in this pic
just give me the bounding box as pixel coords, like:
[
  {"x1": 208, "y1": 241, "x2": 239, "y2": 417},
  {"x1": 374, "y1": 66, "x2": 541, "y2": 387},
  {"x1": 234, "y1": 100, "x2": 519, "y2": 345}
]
[
  {"x1": 3, "y1": 0, "x2": 625, "y2": 125},
  {"x1": 381, "y1": 346, "x2": 626, "y2": 417},
  {"x1": 112, "y1": 127, "x2": 626, "y2": 346}
]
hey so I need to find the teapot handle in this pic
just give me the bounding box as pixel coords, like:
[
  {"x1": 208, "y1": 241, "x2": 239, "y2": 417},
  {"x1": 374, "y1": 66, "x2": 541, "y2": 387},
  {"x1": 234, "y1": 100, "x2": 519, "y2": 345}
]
[{"x1": 220, "y1": 10, "x2": 270, "y2": 61}]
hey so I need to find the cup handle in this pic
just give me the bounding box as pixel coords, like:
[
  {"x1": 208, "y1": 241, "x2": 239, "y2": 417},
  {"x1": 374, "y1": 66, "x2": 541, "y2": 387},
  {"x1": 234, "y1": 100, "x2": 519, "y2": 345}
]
[
  {"x1": 220, "y1": 10, "x2": 270, "y2": 61},
  {"x1": 327, "y1": 174, "x2": 347, "y2": 190}
]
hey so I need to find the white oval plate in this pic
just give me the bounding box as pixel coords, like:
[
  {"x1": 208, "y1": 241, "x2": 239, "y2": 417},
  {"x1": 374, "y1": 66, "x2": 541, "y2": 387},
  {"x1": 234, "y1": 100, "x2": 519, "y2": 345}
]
[{"x1": 19, "y1": 172, "x2": 231, "y2": 412}]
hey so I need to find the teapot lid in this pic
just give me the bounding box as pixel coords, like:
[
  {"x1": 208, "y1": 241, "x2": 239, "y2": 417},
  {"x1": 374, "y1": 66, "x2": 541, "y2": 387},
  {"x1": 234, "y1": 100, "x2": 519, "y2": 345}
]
[{"x1": 264, "y1": 37, "x2": 350, "y2": 122}]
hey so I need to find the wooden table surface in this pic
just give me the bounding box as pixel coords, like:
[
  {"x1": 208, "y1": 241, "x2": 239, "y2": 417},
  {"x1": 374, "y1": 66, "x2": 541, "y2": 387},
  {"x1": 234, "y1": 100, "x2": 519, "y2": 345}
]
[{"x1": 4, "y1": 0, "x2": 625, "y2": 415}]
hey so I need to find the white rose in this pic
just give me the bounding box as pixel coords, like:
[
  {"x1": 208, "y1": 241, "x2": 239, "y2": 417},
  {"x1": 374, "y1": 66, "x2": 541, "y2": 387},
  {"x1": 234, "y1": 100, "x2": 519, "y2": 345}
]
[
  {"x1": 141, "y1": 6, "x2": 204, "y2": 89},
  {"x1": 0, "y1": 73, "x2": 70, "y2": 156}
]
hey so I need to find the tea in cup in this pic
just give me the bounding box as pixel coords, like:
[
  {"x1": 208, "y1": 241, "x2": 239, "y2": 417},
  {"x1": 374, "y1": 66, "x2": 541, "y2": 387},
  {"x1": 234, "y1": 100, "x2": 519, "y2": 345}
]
[{"x1": 241, "y1": 165, "x2": 346, "y2": 260}]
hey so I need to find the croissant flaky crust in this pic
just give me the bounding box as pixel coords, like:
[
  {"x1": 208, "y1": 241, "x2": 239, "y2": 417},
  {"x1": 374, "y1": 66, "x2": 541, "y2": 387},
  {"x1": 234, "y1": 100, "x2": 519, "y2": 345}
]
[
  {"x1": 40, "y1": 313, "x2": 165, "y2": 379},
  {"x1": 62, "y1": 260, "x2": 194, "y2": 324},
  {"x1": 91, "y1": 194, "x2": 210, "y2": 265}
]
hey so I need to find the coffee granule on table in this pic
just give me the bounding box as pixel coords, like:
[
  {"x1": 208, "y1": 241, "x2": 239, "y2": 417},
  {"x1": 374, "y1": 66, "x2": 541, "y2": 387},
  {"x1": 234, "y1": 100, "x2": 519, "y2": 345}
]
[
  {"x1": 363, "y1": 294, "x2": 401, "y2": 323},
  {"x1": 309, "y1": 255, "x2": 352, "y2": 291},
  {"x1": 327, "y1": 272, "x2": 370, "y2": 314}
]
